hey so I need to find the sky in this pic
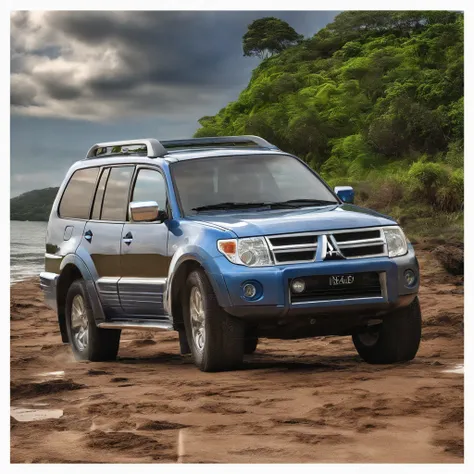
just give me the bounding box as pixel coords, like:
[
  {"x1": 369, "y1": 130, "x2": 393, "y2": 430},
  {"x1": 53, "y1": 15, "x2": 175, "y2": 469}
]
[{"x1": 10, "y1": 11, "x2": 338, "y2": 197}]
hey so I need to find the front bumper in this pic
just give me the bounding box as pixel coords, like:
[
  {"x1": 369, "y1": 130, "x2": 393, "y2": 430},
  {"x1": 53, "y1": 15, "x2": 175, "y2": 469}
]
[
  {"x1": 212, "y1": 248, "x2": 419, "y2": 320},
  {"x1": 39, "y1": 272, "x2": 58, "y2": 311}
]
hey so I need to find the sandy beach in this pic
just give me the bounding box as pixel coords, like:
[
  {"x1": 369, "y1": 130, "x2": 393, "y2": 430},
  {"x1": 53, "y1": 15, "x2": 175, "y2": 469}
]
[{"x1": 10, "y1": 246, "x2": 463, "y2": 463}]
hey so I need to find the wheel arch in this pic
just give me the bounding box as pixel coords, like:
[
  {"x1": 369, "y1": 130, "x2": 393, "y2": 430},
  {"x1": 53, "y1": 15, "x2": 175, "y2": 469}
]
[
  {"x1": 57, "y1": 254, "x2": 105, "y2": 342},
  {"x1": 166, "y1": 253, "x2": 231, "y2": 329}
]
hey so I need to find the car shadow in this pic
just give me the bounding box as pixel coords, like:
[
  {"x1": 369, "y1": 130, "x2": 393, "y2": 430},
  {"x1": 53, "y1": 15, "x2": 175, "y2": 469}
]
[{"x1": 113, "y1": 351, "x2": 399, "y2": 374}]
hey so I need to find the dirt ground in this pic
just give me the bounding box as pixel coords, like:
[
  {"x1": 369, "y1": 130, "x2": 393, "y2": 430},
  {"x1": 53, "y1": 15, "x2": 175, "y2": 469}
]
[{"x1": 10, "y1": 247, "x2": 464, "y2": 463}]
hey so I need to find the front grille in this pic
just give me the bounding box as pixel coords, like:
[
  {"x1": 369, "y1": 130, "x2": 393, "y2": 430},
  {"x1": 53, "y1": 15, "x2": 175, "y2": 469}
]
[
  {"x1": 290, "y1": 272, "x2": 382, "y2": 304},
  {"x1": 266, "y1": 227, "x2": 387, "y2": 264},
  {"x1": 267, "y1": 234, "x2": 318, "y2": 264},
  {"x1": 334, "y1": 228, "x2": 386, "y2": 259}
]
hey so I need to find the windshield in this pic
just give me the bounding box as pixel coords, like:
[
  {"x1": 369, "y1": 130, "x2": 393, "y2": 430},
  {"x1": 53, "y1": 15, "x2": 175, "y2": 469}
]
[{"x1": 171, "y1": 154, "x2": 338, "y2": 215}]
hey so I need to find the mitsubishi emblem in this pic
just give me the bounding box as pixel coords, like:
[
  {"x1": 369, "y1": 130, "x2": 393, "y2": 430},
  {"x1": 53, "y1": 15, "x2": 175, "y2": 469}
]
[{"x1": 320, "y1": 234, "x2": 345, "y2": 260}]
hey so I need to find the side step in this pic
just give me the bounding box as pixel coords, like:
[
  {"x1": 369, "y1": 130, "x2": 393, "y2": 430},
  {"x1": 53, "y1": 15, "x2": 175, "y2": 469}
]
[{"x1": 97, "y1": 320, "x2": 173, "y2": 331}]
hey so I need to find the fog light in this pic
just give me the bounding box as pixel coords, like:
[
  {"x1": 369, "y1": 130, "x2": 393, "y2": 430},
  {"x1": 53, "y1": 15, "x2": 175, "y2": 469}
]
[
  {"x1": 404, "y1": 269, "x2": 417, "y2": 287},
  {"x1": 291, "y1": 279, "x2": 306, "y2": 293},
  {"x1": 243, "y1": 283, "x2": 257, "y2": 299}
]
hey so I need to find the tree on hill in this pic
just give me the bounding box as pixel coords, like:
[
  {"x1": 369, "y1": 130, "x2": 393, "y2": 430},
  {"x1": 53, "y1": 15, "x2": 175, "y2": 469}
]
[{"x1": 243, "y1": 17, "x2": 303, "y2": 59}]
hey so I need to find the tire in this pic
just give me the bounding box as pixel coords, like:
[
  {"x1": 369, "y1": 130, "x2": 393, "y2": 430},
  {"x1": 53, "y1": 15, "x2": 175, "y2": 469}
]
[
  {"x1": 65, "y1": 280, "x2": 121, "y2": 361},
  {"x1": 182, "y1": 269, "x2": 245, "y2": 372},
  {"x1": 352, "y1": 297, "x2": 422, "y2": 364},
  {"x1": 244, "y1": 337, "x2": 258, "y2": 355}
]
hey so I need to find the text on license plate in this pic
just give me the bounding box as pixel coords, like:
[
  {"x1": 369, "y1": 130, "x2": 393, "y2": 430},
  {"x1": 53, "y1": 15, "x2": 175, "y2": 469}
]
[{"x1": 329, "y1": 275, "x2": 355, "y2": 286}]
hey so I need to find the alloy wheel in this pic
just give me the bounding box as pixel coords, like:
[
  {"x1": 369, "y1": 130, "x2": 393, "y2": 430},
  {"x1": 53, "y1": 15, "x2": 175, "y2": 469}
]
[
  {"x1": 189, "y1": 286, "x2": 205, "y2": 352},
  {"x1": 71, "y1": 294, "x2": 89, "y2": 351}
]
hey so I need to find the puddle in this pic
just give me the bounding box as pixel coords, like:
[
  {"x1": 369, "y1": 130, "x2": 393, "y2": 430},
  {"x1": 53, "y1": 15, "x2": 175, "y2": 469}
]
[
  {"x1": 11, "y1": 406, "x2": 63, "y2": 422},
  {"x1": 442, "y1": 363, "x2": 464, "y2": 374},
  {"x1": 36, "y1": 371, "x2": 65, "y2": 379}
]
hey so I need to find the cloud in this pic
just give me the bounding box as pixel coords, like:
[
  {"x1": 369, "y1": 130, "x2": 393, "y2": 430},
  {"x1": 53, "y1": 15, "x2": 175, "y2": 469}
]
[{"x1": 10, "y1": 11, "x2": 337, "y2": 121}]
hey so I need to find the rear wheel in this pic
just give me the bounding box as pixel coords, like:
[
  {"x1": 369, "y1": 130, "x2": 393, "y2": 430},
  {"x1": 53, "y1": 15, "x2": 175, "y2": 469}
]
[
  {"x1": 65, "y1": 280, "x2": 121, "y2": 361},
  {"x1": 352, "y1": 297, "x2": 422, "y2": 364},
  {"x1": 183, "y1": 269, "x2": 245, "y2": 372}
]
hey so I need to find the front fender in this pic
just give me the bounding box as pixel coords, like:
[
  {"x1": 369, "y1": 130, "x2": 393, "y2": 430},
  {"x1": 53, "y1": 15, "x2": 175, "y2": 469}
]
[{"x1": 164, "y1": 245, "x2": 231, "y2": 315}]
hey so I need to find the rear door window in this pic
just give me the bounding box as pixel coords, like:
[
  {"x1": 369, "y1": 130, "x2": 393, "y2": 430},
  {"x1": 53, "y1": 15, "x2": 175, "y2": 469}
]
[
  {"x1": 101, "y1": 166, "x2": 134, "y2": 221},
  {"x1": 59, "y1": 167, "x2": 99, "y2": 219},
  {"x1": 91, "y1": 168, "x2": 110, "y2": 220}
]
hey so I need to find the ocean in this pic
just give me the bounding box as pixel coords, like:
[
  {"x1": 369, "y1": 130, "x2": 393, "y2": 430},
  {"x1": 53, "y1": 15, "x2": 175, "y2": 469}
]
[{"x1": 11, "y1": 221, "x2": 47, "y2": 283}]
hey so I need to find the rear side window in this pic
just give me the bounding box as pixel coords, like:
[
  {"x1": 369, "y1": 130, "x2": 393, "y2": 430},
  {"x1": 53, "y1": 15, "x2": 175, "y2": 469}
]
[
  {"x1": 101, "y1": 166, "x2": 134, "y2": 221},
  {"x1": 58, "y1": 167, "x2": 99, "y2": 219}
]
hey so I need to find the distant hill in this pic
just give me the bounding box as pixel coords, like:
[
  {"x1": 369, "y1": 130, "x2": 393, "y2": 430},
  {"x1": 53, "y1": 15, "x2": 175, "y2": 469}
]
[{"x1": 11, "y1": 187, "x2": 59, "y2": 222}]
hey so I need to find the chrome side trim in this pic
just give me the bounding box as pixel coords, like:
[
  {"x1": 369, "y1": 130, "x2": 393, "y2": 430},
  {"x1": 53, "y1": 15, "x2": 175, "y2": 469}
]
[
  {"x1": 97, "y1": 321, "x2": 173, "y2": 330},
  {"x1": 118, "y1": 277, "x2": 167, "y2": 285}
]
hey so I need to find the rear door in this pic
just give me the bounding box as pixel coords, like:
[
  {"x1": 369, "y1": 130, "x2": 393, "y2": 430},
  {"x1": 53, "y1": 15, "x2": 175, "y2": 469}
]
[
  {"x1": 118, "y1": 166, "x2": 171, "y2": 317},
  {"x1": 84, "y1": 165, "x2": 134, "y2": 318},
  {"x1": 46, "y1": 166, "x2": 100, "y2": 275}
]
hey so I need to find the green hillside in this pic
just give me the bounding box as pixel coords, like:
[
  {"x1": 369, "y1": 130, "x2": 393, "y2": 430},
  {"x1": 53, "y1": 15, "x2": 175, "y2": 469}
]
[
  {"x1": 11, "y1": 187, "x2": 59, "y2": 222},
  {"x1": 195, "y1": 11, "x2": 464, "y2": 240}
]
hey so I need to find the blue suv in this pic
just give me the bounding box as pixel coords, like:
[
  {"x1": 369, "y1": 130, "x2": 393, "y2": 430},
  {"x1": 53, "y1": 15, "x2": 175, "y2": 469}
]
[{"x1": 40, "y1": 136, "x2": 421, "y2": 372}]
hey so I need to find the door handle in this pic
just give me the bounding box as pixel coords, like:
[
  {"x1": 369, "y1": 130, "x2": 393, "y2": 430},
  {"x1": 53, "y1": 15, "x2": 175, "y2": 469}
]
[
  {"x1": 84, "y1": 229, "x2": 93, "y2": 242},
  {"x1": 123, "y1": 231, "x2": 133, "y2": 246}
]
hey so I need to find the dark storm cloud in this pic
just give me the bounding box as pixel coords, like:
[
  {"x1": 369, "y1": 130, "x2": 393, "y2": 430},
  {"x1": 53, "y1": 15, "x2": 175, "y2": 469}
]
[
  {"x1": 10, "y1": 10, "x2": 339, "y2": 196},
  {"x1": 11, "y1": 11, "x2": 338, "y2": 119}
]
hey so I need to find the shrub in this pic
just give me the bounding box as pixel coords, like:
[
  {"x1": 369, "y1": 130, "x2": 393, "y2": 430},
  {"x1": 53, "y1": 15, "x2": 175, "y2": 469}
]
[
  {"x1": 437, "y1": 169, "x2": 464, "y2": 212},
  {"x1": 408, "y1": 161, "x2": 449, "y2": 206},
  {"x1": 445, "y1": 140, "x2": 464, "y2": 168}
]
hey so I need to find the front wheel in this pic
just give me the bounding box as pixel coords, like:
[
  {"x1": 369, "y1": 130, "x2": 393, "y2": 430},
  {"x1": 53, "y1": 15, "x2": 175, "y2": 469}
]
[
  {"x1": 65, "y1": 280, "x2": 121, "y2": 361},
  {"x1": 183, "y1": 269, "x2": 245, "y2": 372},
  {"x1": 352, "y1": 297, "x2": 422, "y2": 364}
]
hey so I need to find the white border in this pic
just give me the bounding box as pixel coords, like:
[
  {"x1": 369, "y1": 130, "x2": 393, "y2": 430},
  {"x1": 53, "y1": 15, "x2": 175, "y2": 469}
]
[{"x1": 4, "y1": 2, "x2": 471, "y2": 472}]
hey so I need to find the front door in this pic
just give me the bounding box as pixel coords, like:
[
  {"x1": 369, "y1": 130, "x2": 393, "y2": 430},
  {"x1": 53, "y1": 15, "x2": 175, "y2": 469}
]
[{"x1": 118, "y1": 167, "x2": 171, "y2": 318}]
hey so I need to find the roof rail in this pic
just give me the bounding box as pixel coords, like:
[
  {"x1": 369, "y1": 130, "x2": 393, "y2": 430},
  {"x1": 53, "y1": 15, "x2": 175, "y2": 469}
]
[
  {"x1": 86, "y1": 139, "x2": 167, "y2": 159},
  {"x1": 85, "y1": 135, "x2": 278, "y2": 159},
  {"x1": 160, "y1": 135, "x2": 279, "y2": 151}
]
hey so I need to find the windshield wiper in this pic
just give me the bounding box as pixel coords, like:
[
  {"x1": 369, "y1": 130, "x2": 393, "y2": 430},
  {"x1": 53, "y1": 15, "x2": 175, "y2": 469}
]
[
  {"x1": 267, "y1": 199, "x2": 338, "y2": 208},
  {"x1": 192, "y1": 202, "x2": 270, "y2": 212},
  {"x1": 191, "y1": 199, "x2": 338, "y2": 212}
]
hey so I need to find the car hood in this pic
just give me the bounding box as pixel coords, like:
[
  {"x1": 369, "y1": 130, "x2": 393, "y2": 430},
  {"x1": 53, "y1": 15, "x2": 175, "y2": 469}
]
[{"x1": 188, "y1": 204, "x2": 397, "y2": 238}]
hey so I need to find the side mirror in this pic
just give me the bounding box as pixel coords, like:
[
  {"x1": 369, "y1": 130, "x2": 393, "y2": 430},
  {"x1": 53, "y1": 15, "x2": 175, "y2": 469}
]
[
  {"x1": 334, "y1": 186, "x2": 355, "y2": 204},
  {"x1": 129, "y1": 201, "x2": 167, "y2": 223}
]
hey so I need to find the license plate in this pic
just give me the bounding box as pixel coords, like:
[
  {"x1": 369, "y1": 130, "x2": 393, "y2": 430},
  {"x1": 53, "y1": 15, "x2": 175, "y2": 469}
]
[{"x1": 329, "y1": 275, "x2": 355, "y2": 286}]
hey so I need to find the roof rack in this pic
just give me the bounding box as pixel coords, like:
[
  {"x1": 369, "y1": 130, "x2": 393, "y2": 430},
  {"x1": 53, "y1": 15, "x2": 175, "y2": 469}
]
[
  {"x1": 85, "y1": 135, "x2": 278, "y2": 159},
  {"x1": 86, "y1": 139, "x2": 166, "y2": 159},
  {"x1": 160, "y1": 135, "x2": 279, "y2": 151}
]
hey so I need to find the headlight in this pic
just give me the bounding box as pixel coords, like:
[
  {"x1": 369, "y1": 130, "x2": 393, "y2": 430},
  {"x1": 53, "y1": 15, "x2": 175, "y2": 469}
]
[
  {"x1": 217, "y1": 237, "x2": 273, "y2": 266},
  {"x1": 383, "y1": 226, "x2": 408, "y2": 258}
]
